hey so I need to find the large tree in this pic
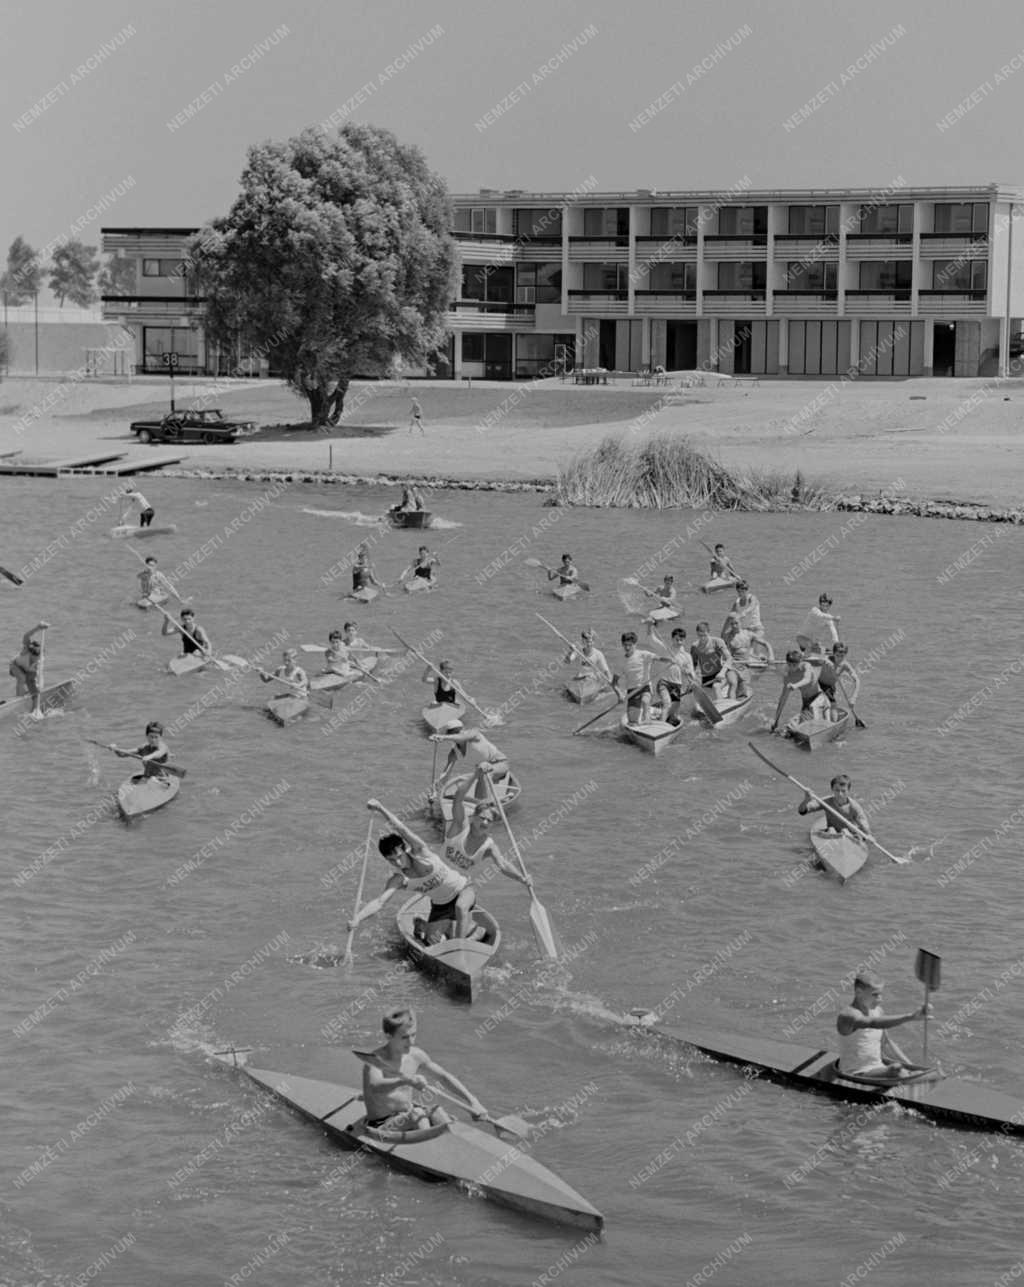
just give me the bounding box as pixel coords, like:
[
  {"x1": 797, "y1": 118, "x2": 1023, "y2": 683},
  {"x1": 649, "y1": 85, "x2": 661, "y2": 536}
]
[
  {"x1": 190, "y1": 124, "x2": 456, "y2": 426},
  {"x1": 49, "y1": 240, "x2": 99, "y2": 307},
  {"x1": 1, "y1": 236, "x2": 43, "y2": 304},
  {"x1": 98, "y1": 253, "x2": 137, "y2": 297}
]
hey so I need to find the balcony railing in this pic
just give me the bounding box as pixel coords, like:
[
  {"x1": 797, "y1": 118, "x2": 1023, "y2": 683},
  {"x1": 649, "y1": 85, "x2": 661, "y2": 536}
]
[
  {"x1": 567, "y1": 290, "x2": 628, "y2": 301},
  {"x1": 918, "y1": 288, "x2": 986, "y2": 300},
  {"x1": 451, "y1": 231, "x2": 516, "y2": 242},
  {"x1": 775, "y1": 233, "x2": 840, "y2": 244},
  {"x1": 917, "y1": 289, "x2": 988, "y2": 315},
  {"x1": 635, "y1": 235, "x2": 698, "y2": 246},
  {"x1": 449, "y1": 300, "x2": 535, "y2": 315},
  {"x1": 774, "y1": 290, "x2": 838, "y2": 300},
  {"x1": 568, "y1": 235, "x2": 629, "y2": 247},
  {"x1": 846, "y1": 232, "x2": 913, "y2": 243},
  {"x1": 704, "y1": 233, "x2": 768, "y2": 246},
  {"x1": 920, "y1": 231, "x2": 988, "y2": 241},
  {"x1": 634, "y1": 290, "x2": 697, "y2": 301},
  {"x1": 704, "y1": 289, "x2": 767, "y2": 299},
  {"x1": 847, "y1": 289, "x2": 911, "y2": 300}
]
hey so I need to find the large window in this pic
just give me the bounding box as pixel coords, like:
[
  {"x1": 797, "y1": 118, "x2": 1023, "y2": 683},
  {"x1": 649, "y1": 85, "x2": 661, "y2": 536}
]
[
  {"x1": 650, "y1": 207, "x2": 699, "y2": 238},
  {"x1": 515, "y1": 333, "x2": 575, "y2": 376},
  {"x1": 143, "y1": 326, "x2": 198, "y2": 370},
  {"x1": 857, "y1": 204, "x2": 913, "y2": 234},
  {"x1": 858, "y1": 261, "x2": 912, "y2": 291},
  {"x1": 931, "y1": 260, "x2": 987, "y2": 291},
  {"x1": 785, "y1": 262, "x2": 837, "y2": 290},
  {"x1": 582, "y1": 263, "x2": 628, "y2": 292},
  {"x1": 454, "y1": 207, "x2": 497, "y2": 234},
  {"x1": 513, "y1": 208, "x2": 562, "y2": 239},
  {"x1": 461, "y1": 334, "x2": 484, "y2": 361},
  {"x1": 716, "y1": 262, "x2": 766, "y2": 291},
  {"x1": 715, "y1": 206, "x2": 767, "y2": 236},
  {"x1": 142, "y1": 258, "x2": 184, "y2": 277},
  {"x1": 582, "y1": 207, "x2": 629, "y2": 238},
  {"x1": 933, "y1": 203, "x2": 989, "y2": 235},
  {"x1": 787, "y1": 205, "x2": 839, "y2": 235},
  {"x1": 648, "y1": 263, "x2": 696, "y2": 292},
  {"x1": 516, "y1": 263, "x2": 561, "y2": 303},
  {"x1": 460, "y1": 265, "x2": 513, "y2": 303}
]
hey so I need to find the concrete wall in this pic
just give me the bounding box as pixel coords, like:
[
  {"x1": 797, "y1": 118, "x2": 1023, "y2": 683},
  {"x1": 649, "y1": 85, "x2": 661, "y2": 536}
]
[{"x1": 2, "y1": 322, "x2": 127, "y2": 375}]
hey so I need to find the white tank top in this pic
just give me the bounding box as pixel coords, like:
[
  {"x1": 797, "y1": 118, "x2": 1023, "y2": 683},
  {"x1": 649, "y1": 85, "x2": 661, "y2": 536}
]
[
  {"x1": 443, "y1": 822, "x2": 488, "y2": 872},
  {"x1": 837, "y1": 1006, "x2": 883, "y2": 1073},
  {"x1": 403, "y1": 850, "x2": 467, "y2": 904}
]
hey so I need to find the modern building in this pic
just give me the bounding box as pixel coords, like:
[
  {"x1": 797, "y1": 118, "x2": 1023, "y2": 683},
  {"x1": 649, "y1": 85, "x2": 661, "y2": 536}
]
[{"x1": 102, "y1": 182, "x2": 1024, "y2": 380}]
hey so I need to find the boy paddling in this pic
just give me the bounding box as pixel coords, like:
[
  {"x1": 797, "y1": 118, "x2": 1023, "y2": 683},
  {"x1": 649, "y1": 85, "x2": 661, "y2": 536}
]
[
  {"x1": 121, "y1": 486, "x2": 156, "y2": 528},
  {"x1": 8, "y1": 622, "x2": 48, "y2": 697},
  {"x1": 836, "y1": 971, "x2": 932, "y2": 1080},
  {"x1": 798, "y1": 773, "x2": 874, "y2": 842}
]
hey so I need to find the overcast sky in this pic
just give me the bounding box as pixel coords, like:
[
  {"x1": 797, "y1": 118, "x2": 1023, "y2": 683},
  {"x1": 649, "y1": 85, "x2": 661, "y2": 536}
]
[{"x1": 3, "y1": 0, "x2": 1023, "y2": 268}]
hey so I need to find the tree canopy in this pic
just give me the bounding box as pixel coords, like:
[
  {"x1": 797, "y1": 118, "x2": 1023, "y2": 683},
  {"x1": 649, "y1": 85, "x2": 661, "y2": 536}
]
[
  {"x1": 98, "y1": 254, "x2": 137, "y2": 297},
  {"x1": 190, "y1": 124, "x2": 456, "y2": 425},
  {"x1": 49, "y1": 240, "x2": 99, "y2": 307},
  {"x1": 1, "y1": 237, "x2": 44, "y2": 304}
]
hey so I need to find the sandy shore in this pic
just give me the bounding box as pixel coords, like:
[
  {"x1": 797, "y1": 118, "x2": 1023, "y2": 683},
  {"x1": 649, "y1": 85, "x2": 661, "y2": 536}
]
[{"x1": 1, "y1": 373, "x2": 1021, "y2": 508}]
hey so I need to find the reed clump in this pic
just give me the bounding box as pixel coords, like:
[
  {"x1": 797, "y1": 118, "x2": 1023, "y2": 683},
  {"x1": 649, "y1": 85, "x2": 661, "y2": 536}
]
[{"x1": 554, "y1": 435, "x2": 833, "y2": 510}]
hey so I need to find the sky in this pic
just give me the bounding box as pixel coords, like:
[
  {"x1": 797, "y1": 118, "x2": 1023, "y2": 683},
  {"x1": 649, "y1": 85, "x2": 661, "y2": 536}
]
[{"x1": 2, "y1": 0, "x2": 1024, "y2": 285}]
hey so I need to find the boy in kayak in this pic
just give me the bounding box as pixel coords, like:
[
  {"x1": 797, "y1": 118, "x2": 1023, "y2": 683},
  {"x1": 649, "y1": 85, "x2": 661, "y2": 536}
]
[
  {"x1": 770, "y1": 650, "x2": 826, "y2": 732},
  {"x1": 797, "y1": 593, "x2": 841, "y2": 654},
  {"x1": 836, "y1": 971, "x2": 932, "y2": 1080},
  {"x1": 644, "y1": 574, "x2": 677, "y2": 616},
  {"x1": 708, "y1": 544, "x2": 738, "y2": 582},
  {"x1": 137, "y1": 556, "x2": 180, "y2": 605},
  {"x1": 562, "y1": 629, "x2": 613, "y2": 687},
  {"x1": 613, "y1": 631, "x2": 660, "y2": 724},
  {"x1": 352, "y1": 798, "x2": 479, "y2": 942},
  {"x1": 121, "y1": 486, "x2": 155, "y2": 528},
  {"x1": 359, "y1": 1007, "x2": 487, "y2": 1130},
  {"x1": 423, "y1": 659, "x2": 461, "y2": 709},
  {"x1": 403, "y1": 546, "x2": 440, "y2": 589},
  {"x1": 261, "y1": 648, "x2": 309, "y2": 696},
  {"x1": 161, "y1": 607, "x2": 213, "y2": 657},
  {"x1": 691, "y1": 621, "x2": 744, "y2": 699},
  {"x1": 798, "y1": 774, "x2": 874, "y2": 841},
  {"x1": 111, "y1": 721, "x2": 170, "y2": 779},
  {"x1": 351, "y1": 544, "x2": 386, "y2": 597},
  {"x1": 431, "y1": 726, "x2": 511, "y2": 801},
  {"x1": 325, "y1": 623, "x2": 387, "y2": 679},
  {"x1": 8, "y1": 621, "x2": 48, "y2": 696},
  {"x1": 548, "y1": 554, "x2": 580, "y2": 588},
  {"x1": 444, "y1": 766, "x2": 533, "y2": 890}
]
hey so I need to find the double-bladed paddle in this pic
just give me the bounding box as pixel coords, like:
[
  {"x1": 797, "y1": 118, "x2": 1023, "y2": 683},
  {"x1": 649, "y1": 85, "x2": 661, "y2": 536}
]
[
  {"x1": 342, "y1": 817, "x2": 374, "y2": 967},
  {"x1": 219, "y1": 655, "x2": 334, "y2": 709},
  {"x1": 747, "y1": 741, "x2": 911, "y2": 865},
  {"x1": 535, "y1": 613, "x2": 614, "y2": 699},
  {"x1": 86, "y1": 739, "x2": 187, "y2": 778},
  {"x1": 0, "y1": 565, "x2": 24, "y2": 587},
  {"x1": 486, "y1": 772, "x2": 559, "y2": 961},
  {"x1": 915, "y1": 949, "x2": 941, "y2": 1064},
  {"x1": 391, "y1": 628, "x2": 501, "y2": 727},
  {"x1": 523, "y1": 557, "x2": 591, "y2": 592}
]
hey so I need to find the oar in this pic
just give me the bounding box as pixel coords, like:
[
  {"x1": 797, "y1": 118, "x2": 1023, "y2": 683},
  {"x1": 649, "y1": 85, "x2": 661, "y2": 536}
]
[
  {"x1": 747, "y1": 741, "x2": 911, "y2": 864},
  {"x1": 487, "y1": 773, "x2": 559, "y2": 960},
  {"x1": 0, "y1": 565, "x2": 24, "y2": 586},
  {"x1": 573, "y1": 696, "x2": 622, "y2": 735},
  {"x1": 699, "y1": 539, "x2": 741, "y2": 583},
  {"x1": 123, "y1": 540, "x2": 187, "y2": 603},
  {"x1": 150, "y1": 600, "x2": 231, "y2": 670},
  {"x1": 523, "y1": 557, "x2": 590, "y2": 592},
  {"x1": 220, "y1": 656, "x2": 333, "y2": 709},
  {"x1": 915, "y1": 949, "x2": 941, "y2": 1065},
  {"x1": 31, "y1": 627, "x2": 46, "y2": 720},
  {"x1": 342, "y1": 817, "x2": 374, "y2": 966},
  {"x1": 838, "y1": 676, "x2": 867, "y2": 729},
  {"x1": 391, "y1": 628, "x2": 501, "y2": 727},
  {"x1": 535, "y1": 613, "x2": 614, "y2": 697},
  {"x1": 86, "y1": 740, "x2": 187, "y2": 778}
]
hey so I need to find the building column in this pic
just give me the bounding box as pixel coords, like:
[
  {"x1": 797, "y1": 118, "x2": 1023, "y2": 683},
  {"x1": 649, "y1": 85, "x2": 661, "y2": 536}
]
[
  {"x1": 848, "y1": 318, "x2": 860, "y2": 374},
  {"x1": 778, "y1": 318, "x2": 789, "y2": 375},
  {"x1": 452, "y1": 333, "x2": 463, "y2": 378},
  {"x1": 922, "y1": 319, "x2": 933, "y2": 377},
  {"x1": 641, "y1": 316, "x2": 652, "y2": 367}
]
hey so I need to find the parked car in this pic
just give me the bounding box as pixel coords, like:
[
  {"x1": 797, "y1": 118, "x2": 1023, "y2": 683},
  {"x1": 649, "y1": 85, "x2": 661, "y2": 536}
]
[{"x1": 129, "y1": 408, "x2": 256, "y2": 444}]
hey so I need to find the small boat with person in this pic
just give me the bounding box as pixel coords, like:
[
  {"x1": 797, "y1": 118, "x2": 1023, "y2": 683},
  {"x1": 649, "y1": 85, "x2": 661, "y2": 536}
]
[
  {"x1": 701, "y1": 576, "x2": 739, "y2": 595},
  {"x1": 786, "y1": 708, "x2": 852, "y2": 750},
  {"x1": 809, "y1": 813, "x2": 868, "y2": 884},
  {"x1": 110, "y1": 524, "x2": 178, "y2": 539},
  {"x1": 395, "y1": 893, "x2": 501, "y2": 1001},
  {"x1": 565, "y1": 674, "x2": 605, "y2": 704},
  {"x1": 310, "y1": 656, "x2": 379, "y2": 691},
  {"x1": 0, "y1": 678, "x2": 75, "y2": 722},
  {"x1": 619, "y1": 705, "x2": 681, "y2": 755},
  {"x1": 168, "y1": 654, "x2": 208, "y2": 676},
  {"x1": 265, "y1": 694, "x2": 310, "y2": 725},
  {"x1": 433, "y1": 772, "x2": 521, "y2": 824},
  {"x1": 117, "y1": 773, "x2": 181, "y2": 819},
  {"x1": 422, "y1": 700, "x2": 465, "y2": 733}
]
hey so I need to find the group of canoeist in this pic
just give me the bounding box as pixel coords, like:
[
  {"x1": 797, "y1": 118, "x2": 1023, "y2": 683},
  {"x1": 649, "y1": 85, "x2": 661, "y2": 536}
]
[{"x1": 351, "y1": 541, "x2": 442, "y2": 597}]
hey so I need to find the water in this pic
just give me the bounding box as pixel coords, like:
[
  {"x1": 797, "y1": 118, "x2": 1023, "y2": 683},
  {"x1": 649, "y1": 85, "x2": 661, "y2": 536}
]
[{"x1": 1, "y1": 477, "x2": 1022, "y2": 1287}]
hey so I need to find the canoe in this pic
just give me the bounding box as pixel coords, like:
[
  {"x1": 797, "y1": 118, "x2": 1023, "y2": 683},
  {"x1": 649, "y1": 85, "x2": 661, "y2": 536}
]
[
  {"x1": 117, "y1": 773, "x2": 180, "y2": 818},
  {"x1": 136, "y1": 592, "x2": 169, "y2": 610},
  {"x1": 422, "y1": 700, "x2": 465, "y2": 732},
  {"x1": 632, "y1": 1013, "x2": 1024, "y2": 1140},
  {"x1": 786, "y1": 708, "x2": 851, "y2": 750},
  {"x1": 233, "y1": 1055, "x2": 603, "y2": 1230},
  {"x1": 404, "y1": 577, "x2": 435, "y2": 593},
  {"x1": 389, "y1": 510, "x2": 432, "y2": 529},
  {"x1": 619, "y1": 708, "x2": 681, "y2": 755},
  {"x1": 434, "y1": 772, "x2": 521, "y2": 824},
  {"x1": 565, "y1": 675, "x2": 606, "y2": 704},
  {"x1": 395, "y1": 893, "x2": 501, "y2": 1001},
  {"x1": 169, "y1": 654, "x2": 208, "y2": 676},
  {"x1": 0, "y1": 679, "x2": 75, "y2": 722},
  {"x1": 810, "y1": 813, "x2": 868, "y2": 884},
  {"x1": 265, "y1": 694, "x2": 310, "y2": 725},
  {"x1": 350, "y1": 586, "x2": 379, "y2": 603},
  {"x1": 701, "y1": 576, "x2": 739, "y2": 594},
  {"x1": 110, "y1": 525, "x2": 178, "y2": 539},
  {"x1": 551, "y1": 583, "x2": 582, "y2": 601},
  {"x1": 691, "y1": 686, "x2": 753, "y2": 727},
  {"x1": 310, "y1": 656, "x2": 379, "y2": 691},
  {"x1": 646, "y1": 606, "x2": 679, "y2": 622}
]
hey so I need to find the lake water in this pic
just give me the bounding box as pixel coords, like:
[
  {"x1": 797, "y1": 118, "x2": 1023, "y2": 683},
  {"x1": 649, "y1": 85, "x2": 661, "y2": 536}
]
[{"x1": 2, "y1": 476, "x2": 1022, "y2": 1287}]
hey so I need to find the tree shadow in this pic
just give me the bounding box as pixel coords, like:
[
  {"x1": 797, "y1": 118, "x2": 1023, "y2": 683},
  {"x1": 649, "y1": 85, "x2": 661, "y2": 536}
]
[{"x1": 252, "y1": 421, "x2": 398, "y2": 442}]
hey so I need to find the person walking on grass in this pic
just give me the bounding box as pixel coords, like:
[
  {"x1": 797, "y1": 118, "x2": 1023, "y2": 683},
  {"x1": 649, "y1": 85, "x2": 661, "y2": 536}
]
[{"x1": 409, "y1": 397, "x2": 425, "y2": 434}]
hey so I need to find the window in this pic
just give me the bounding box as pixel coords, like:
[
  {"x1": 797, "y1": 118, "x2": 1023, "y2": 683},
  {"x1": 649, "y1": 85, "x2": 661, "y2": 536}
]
[
  {"x1": 931, "y1": 260, "x2": 987, "y2": 291},
  {"x1": 650, "y1": 207, "x2": 700, "y2": 238},
  {"x1": 785, "y1": 262, "x2": 836, "y2": 290},
  {"x1": 648, "y1": 263, "x2": 696, "y2": 291},
  {"x1": 787, "y1": 205, "x2": 839, "y2": 235},
  {"x1": 514, "y1": 208, "x2": 562, "y2": 239},
  {"x1": 142, "y1": 258, "x2": 184, "y2": 277},
  {"x1": 582, "y1": 207, "x2": 629, "y2": 238},
  {"x1": 582, "y1": 263, "x2": 628, "y2": 292},
  {"x1": 933, "y1": 203, "x2": 989, "y2": 235},
  {"x1": 516, "y1": 263, "x2": 562, "y2": 303},
  {"x1": 858, "y1": 261, "x2": 912, "y2": 291},
  {"x1": 857, "y1": 204, "x2": 913, "y2": 234},
  {"x1": 717, "y1": 262, "x2": 766, "y2": 291},
  {"x1": 462, "y1": 334, "x2": 485, "y2": 361},
  {"x1": 460, "y1": 265, "x2": 513, "y2": 303},
  {"x1": 454, "y1": 207, "x2": 497, "y2": 234},
  {"x1": 716, "y1": 206, "x2": 767, "y2": 236},
  {"x1": 515, "y1": 333, "x2": 575, "y2": 376}
]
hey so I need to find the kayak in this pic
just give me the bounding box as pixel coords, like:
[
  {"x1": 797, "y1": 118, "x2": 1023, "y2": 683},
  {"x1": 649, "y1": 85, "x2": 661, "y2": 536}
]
[
  {"x1": 395, "y1": 893, "x2": 501, "y2": 1001},
  {"x1": 810, "y1": 814, "x2": 868, "y2": 884},
  {"x1": 136, "y1": 592, "x2": 169, "y2": 610},
  {"x1": 310, "y1": 656, "x2": 379, "y2": 691},
  {"x1": 552, "y1": 583, "x2": 582, "y2": 601},
  {"x1": 110, "y1": 525, "x2": 178, "y2": 539},
  {"x1": 404, "y1": 577, "x2": 435, "y2": 594},
  {"x1": 349, "y1": 586, "x2": 379, "y2": 603},
  {"x1": 631, "y1": 1013, "x2": 1024, "y2": 1140},
  {"x1": 565, "y1": 674, "x2": 606, "y2": 704},
  {"x1": 117, "y1": 773, "x2": 180, "y2": 818},
  {"x1": 422, "y1": 700, "x2": 465, "y2": 733},
  {"x1": 786, "y1": 708, "x2": 851, "y2": 750},
  {"x1": 388, "y1": 510, "x2": 432, "y2": 529},
  {"x1": 434, "y1": 772, "x2": 521, "y2": 824},
  {"x1": 230, "y1": 1055, "x2": 603, "y2": 1230},
  {"x1": 0, "y1": 679, "x2": 75, "y2": 722},
  {"x1": 646, "y1": 606, "x2": 679, "y2": 622},
  {"x1": 265, "y1": 694, "x2": 310, "y2": 725},
  {"x1": 701, "y1": 576, "x2": 739, "y2": 594},
  {"x1": 169, "y1": 654, "x2": 208, "y2": 676},
  {"x1": 691, "y1": 686, "x2": 753, "y2": 727},
  {"x1": 619, "y1": 708, "x2": 681, "y2": 755}
]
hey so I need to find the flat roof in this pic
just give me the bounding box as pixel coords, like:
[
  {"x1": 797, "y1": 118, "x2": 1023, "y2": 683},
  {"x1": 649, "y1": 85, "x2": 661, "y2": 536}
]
[{"x1": 454, "y1": 184, "x2": 1024, "y2": 203}]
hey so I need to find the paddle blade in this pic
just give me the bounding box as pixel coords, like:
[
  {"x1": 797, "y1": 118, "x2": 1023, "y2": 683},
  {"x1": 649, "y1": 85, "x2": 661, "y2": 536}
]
[
  {"x1": 691, "y1": 685, "x2": 724, "y2": 725},
  {"x1": 915, "y1": 949, "x2": 941, "y2": 991},
  {"x1": 528, "y1": 896, "x2": 559, "y2": 961},
  {"x1": 0, "y1": 565, "x2": 24, "y2": 586},
  {"x1": 523, "y1": 557, "x2": 544, "y2": 569},
  {"x1": 617, "y1": 578, "x2": 648, "y2": 616}
]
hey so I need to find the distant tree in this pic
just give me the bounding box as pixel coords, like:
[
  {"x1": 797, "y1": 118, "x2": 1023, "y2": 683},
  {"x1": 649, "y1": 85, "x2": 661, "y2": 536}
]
[
  {"x1": 49, "y1": 240, "x2": 99, "y2": 307},
  {"x1": 98, "y1": 254, "x2": 136, "y2": 298},
  {"x1": 1, "y1": 236, "x2": 43, "y2": 304},
  {"x1": 0, "y1": 328, "x2": 8, "y2": 377},
  {"x1": 190, "y1": 124, "x2": 456, "y2": 426}
]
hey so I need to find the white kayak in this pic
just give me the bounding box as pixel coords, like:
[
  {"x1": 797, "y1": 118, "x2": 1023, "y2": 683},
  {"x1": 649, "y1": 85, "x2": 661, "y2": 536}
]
[
  {"x1": 701, "y1": 576, "x2": 738, "y2": 594},
  {"x1": 619, "y1": 709, "x2": 681, "y2": 755},
  {"x1": 117, "y1": 773, "x2": 181, "y2": 818},
  {"x1": 136, "y1": 592, "x2": 169, "y2": 610},
  {"x1": 810, "y1": 814, "x2": 868, "y2": 884},
  {"x1": 111, "y1": 525, "x2": 177, "y2": 539},
  {"x1": 422, "y1": 701, "x2": 465, "y2": 732},
  {"x1": 349, "y1": 587, "x2": 379, "y2": 603},
  {"x1": 552, "y1": 583, "x2": 582, "y2": 601},
  {"x1": 169, "y1": 654, "x2": 208, "y2": 676},
  {"x1": 646, "y1": 606, "x2": 680, "y2": 622},
  {"x1": 404, "y1": 577, "x2": 435, "y2": 594},
  {"x1": 265, "y1": 694, "x2": 310, "y2": 725},
  {"x1": 310, "y1": 656, "x2": 380, "y2": 691}
]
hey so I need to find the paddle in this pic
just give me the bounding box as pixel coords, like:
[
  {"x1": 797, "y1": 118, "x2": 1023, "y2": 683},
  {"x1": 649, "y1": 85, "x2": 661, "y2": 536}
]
[
  {"x1": 535, "y1": 613, "x2": 614, "y2": 697},
  {"x1": 87, "y1": 740, "x2": 187, "y2": 778},
  {"x1": 301, "y1": 643, "x2": 399, "y2": 655},
  {"x1": 747, "y1": 741, "x2": 911, "y2": 865},
  {"x1": 123, "y1": 541, "x2": 188, "y2": 603},
  {"x1": 150, "y1": 600, "x2": 231, "y2": 670},
  {"x1": 699, "y1": 539, "x2": 741, "y2": 583},
  {"x1": 219, "y1": 656, "x2": 334, "y2": 709},
  {"x1": 342, "y1": 817, "x2": 374, "y2": 966},
  {"x1": 486, "y1": 772, "x2": 559, "y2": 960},
  {"x1": 691, "y1": 683, "x2": 724, "y2": 725},
  {"x1": 838, "y1": 676, "x2": 867, "y2": 730},
  {"x1": 915, "y1": 949, "x2": 941, "y2": 1065},
  {"x1": 523, "y1": 557, "x2": 590, "y2": 593},
  {"x1": 573, "y1": 696, "x2": 622, "y2": 735},
  {"x1": 391, "y1": 628, "x2": 501, "y2": 727},
  {"x1": 0, "y1": 565, "x2": 24, "y2": 587},
  {"x1": 31, "y1": 626, "x2": 46, "y2": 721}
]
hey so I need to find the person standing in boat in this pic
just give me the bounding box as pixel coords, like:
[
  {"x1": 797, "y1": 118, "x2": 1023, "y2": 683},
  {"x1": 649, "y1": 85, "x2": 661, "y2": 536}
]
[
  {"x1": 261, "y1": 648, "x2": 309, "y2": 696},
  {"x1": 8, "y1": 621, "x2": 48, "y2": 696},
  {"x1": 691, "y1": 621, "x2": 743, "y2": 700},
  {"x1": 162, "y1": 607, "x2": 213, "y2": 657},
  {"x1": 770, "y1": 649, "x2": 825, "y2": 732},
  {"x1": 351, "y1": 544, "x2": 386, "y2": 597},
  {"x1": 121, "y1": 486, "x2": 155, "y2": 529},
  {"x1": 111, "y1": 721, "x2": 170, "y2": 780},
  {"x1": 728, "y1": 581, "x2": 765, "y2": 641},
  {"x1": 646, "y1": 623, "x2": 697, "y2": 725},
  {"x1": 444, "y1": 766, "x2": 533, "y2": 889},
  {"x1": 359, "y1": 1007, "x2": 487, "y2": 1131},
  {"x1": 836, "y1": 971, "x2": 932, "y2": 1080},
  {"x1": 798, "y1": 774, "x2": 874, "y2": 841},
  {"x1": 613, "y1": 631, "x2": 660, "y2": 724},
  {"x1": 562, "y1": 629, "x2": 613, "y2": 687},
  {"x1": 816, "y1": 642, "x2": 860, "y2": 721},
  {"x1": 423, "y1": 659, "x2": 461, "y2": 708},
  {"x1": 431, "y1": 725, "x2": 511, "y2": 802},
  {"x1": 548, "y1": 554, "x2": 579, "y2": 588},
  {"x1": 797, "y1": 593, "x2": 841, "y2": 654},
  {"x1": 352, "y1": 799, "x2": 479, "y2": 942}
]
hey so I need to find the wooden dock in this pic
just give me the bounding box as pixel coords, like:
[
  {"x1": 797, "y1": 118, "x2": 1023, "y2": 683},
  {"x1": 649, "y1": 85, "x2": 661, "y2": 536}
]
[{"x1": 0, "y1": 451, "x2": 184, "y2": 477}]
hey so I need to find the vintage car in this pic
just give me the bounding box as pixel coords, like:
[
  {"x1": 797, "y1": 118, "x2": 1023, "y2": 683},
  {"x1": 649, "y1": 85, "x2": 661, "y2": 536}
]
[{"x1": 129, "y1": 408, "x2": 256, "y2": 444}]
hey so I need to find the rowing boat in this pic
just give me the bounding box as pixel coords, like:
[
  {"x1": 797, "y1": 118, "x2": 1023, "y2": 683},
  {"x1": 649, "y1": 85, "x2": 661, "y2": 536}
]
[
  {"x1": 434, "y1": 772, "x2": 521, "y2": 824},
  {"x1": 565, "y1": 674, "x2": 605, "y2": 704},
  {"x1": 631, "y1": 1013, "x2": 1024, "y2": 1140},
  {"x1": 810, "y1": 814, "x2": 868, "y2": 884},
  {"x1": 110, "y1": 525, "x2": 178, "y2": 539},
  {"x1": 551, "y1": 583, "x2": 582, "y2": 601},
  {"x1": 350, "y1": 586, "x2": 379, "y2": 603},
  {"x1": 395, "y1": 893, "x2": 501, "y2": 1001},
  {"x1": 168, "y1": 654, "x2": 208, "y2": 676},
  {"x1": 422, "y1": 700, "x2": 465, "y2": 732},
  {"x1": 136, "y1": 591, "x2": 169, "y2": 610},
  {"x1": 117, "y1": 773, "x2": 180, "y2": 818},
  {"x1": 619, "y1": 706, "x2": 681, "y2": 755},
  {"x1": 230, "y1": 1054, "x2": 603, "y2": 1230},
  {"x1": 0, "y1": 679, "x2": 75, "y2": 722},
  {"x1": 265, "y1": 694, "x2": 310, "y2": 725},
  {"x1": 701, "y1": 576, "x2": 738, "y2": 594},
  {"x1": 310, "y1": 656, "x2": 379, "y2": 691},
  {"x1": 786, "y1": 708, "x2": 851, "y2": 750},
  {"x1": 691, "y1": 686, "x2": 754, "y2": 727},
  {"x1": 388, "y1": 509, "x2": 432, "y2": 529}
]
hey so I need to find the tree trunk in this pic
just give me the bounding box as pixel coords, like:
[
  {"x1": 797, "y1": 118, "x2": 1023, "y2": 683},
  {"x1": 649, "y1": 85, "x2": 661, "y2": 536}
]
[
  {"x1": 326, "y1": 379, "x2": 349, "y2": 426},
  {"x1": 307, "y1": 386, "x2": 330, "y2": 427}
]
